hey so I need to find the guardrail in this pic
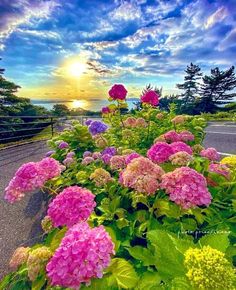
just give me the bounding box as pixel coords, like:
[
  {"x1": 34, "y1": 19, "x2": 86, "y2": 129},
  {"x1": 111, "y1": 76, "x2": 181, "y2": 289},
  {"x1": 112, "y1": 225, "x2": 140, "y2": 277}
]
[{"x1": 0, "y1": 115, "x2": 100, "y2": 147}]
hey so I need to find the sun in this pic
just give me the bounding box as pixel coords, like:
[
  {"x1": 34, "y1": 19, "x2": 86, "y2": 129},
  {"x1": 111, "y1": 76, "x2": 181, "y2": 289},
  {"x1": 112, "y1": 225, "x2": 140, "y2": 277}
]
[{"x1": 66, "y1": 61, "x2": 86, "y2": 78}]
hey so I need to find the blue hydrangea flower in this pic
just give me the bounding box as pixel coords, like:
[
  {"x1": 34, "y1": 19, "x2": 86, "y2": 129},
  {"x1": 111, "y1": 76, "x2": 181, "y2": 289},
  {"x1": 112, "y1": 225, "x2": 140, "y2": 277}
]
[
  {"x1": 85, "y1": 119, "x2": 93, "y2": 126},
  {"x1": 102, "y1": 146, "x2": 117, "y2": 156},
  {"x1": 88, "y1": 121, "x2": 108, "y2": 136}
]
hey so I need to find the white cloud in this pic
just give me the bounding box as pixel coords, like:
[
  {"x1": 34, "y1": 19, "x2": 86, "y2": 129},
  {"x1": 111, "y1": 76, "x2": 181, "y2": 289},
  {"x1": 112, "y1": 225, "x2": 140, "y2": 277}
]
[
  {"x1": 218, "y1": 27, "x2": 236, "y2": 51},
  {"x1": 110, "y1": 1, "x2": 141, "y2": 21},
  {"x1": 205, "y1": 6, "x2": 228, "y2": 29},
  {"x1": 16, "y1": 28, "x2": 60, "y2": 40}
]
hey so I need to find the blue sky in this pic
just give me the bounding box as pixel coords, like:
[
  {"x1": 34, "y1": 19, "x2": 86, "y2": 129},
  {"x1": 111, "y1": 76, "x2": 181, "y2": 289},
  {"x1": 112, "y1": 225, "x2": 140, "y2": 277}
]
[{"x1": 0, "y1": 0, "x2": 236, "y2": 102}]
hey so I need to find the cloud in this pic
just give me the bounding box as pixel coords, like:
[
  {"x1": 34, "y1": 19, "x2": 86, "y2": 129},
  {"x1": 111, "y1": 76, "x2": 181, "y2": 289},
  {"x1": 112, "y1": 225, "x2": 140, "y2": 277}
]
[
  {"x1": 205, "y1": 6, "x2": 228, "y2": 29},
  {"x1": 109, "y1": 1, "x2": 141, "y2": 21},
  {"x1": 0, "y1": 0, "x2": 59, "y2": 45},
  {"x1": 16, "y1": 28, "x2": 60, "y2": 40},
  {"x1": 218, "y1": 27, "x2": 236, "y2": 51}
]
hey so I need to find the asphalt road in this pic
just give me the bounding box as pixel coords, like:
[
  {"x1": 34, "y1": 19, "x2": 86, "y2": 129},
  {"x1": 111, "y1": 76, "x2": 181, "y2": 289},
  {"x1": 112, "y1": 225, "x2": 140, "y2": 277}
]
[{"x1": 0, "y1": 122, "x2": 235, "y2": 279}]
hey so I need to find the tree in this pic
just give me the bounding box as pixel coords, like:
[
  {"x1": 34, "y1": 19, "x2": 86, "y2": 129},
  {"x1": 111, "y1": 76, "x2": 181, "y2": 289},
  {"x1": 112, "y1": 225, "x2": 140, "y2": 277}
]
[
  {"x1": 176, "y1": 63, "x2": 202, "y2": 111},
  {"x1": 199, "y1": 66, "x2": 236, "y2": 112},
  {"x1": 52, "y1": 104, "x2": 70, "y2": 116}
]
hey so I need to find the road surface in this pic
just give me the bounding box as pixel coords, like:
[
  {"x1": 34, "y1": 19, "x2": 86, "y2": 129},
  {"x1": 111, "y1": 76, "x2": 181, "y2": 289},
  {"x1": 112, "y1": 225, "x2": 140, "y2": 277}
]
[{"x1": 0, "y1": 122, "x2": 235, "y2": 278}]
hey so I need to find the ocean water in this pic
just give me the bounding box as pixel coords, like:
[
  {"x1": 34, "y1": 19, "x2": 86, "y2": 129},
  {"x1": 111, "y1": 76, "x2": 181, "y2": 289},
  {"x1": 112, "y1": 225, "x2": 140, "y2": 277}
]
[{"x1": 32, "y1": 99, "x2": 138, "y2": 112}]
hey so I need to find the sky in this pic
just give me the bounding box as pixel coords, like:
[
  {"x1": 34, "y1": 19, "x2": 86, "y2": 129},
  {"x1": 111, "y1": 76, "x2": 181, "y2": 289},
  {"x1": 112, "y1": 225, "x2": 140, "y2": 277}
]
[{"x1": 0, "y1": 0, "x2": 236, "y2": 106}]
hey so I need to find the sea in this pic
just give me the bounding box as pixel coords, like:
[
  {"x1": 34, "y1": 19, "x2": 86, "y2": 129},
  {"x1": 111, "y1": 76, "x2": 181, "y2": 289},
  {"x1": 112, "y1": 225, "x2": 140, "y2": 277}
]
[{"x1": 31, "y1": 98, "x2": 139, "y2": 112}]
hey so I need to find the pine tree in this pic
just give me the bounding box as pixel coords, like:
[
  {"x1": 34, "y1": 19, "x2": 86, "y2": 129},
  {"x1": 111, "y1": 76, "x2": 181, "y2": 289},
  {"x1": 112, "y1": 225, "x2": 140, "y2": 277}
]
[
  {"x1": 176, "y1": 63, "x2": 202, "y2": 106},
  {"x1": 200, "y1": 66, "x2": 236, "y2": 111}
]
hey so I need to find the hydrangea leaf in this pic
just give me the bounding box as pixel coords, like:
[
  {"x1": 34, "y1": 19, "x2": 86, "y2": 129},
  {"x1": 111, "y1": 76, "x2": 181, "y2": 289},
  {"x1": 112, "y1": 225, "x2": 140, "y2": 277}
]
[
  {"x1": 137, "y1": 271, "x2": 162, "y2": 289},
  {"x1": 126, "y1": 246, "x2": 156, "y2": 266},
  {"x1": 147, "y1": 230, "x2": 186, "y2": 279},
  {"x1": 198, "y1": 233, "x2": 229, "y2": 253},
  {"x1": 107, "y1": 258, "x2": 139, "y2": 289}
]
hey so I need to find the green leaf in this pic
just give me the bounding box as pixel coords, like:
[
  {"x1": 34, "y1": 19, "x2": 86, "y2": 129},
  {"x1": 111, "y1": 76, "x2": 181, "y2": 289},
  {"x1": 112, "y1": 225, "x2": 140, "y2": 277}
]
[
  {"x1": 116, "y1": 218, "x2": 129, "y2": 229},
  {"x1": 147, "y1": 230, "x2": 186, "y2": 279},
  {"x1": 32, "y1": 274, "x2": 46, "y2": 290},
  {"x1": 49, "y1": 227, "x2": 67, "y2": 251},
  {"x1": 199, "y1": 233, "x2": 229, "y2": 253},
  {"x1": 137, "y1": 271, "x2": 162, "y2": 290},
  {"x1": 126, "y1": 246, "x2": 156, "y2": 266},
  {"x1": 104, "y1": 226, "x2": 120, "y2": 252},
  {"x1": 107, "y1": 258, "x2": 139, "y2": 289},
  {"x1": 169, "y1": 277, "x2": 192, "y2": 290}
]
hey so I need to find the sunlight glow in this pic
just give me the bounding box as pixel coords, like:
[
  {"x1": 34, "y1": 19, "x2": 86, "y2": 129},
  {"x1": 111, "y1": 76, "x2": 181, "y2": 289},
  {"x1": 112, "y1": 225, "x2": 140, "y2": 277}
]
[
  {"x1": 66, "y1": 61, "x2": 87, "y2": 78},
  {"x1": 71, "y1": 99, "x2": 89, "y2": 109}
]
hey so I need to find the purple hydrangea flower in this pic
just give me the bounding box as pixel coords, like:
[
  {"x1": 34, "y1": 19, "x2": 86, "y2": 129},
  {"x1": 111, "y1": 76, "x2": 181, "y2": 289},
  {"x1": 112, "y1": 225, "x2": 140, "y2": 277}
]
[
  {"x1": 101, "y1": 154, "x2": 112, "y2": 164},
  {"x1": 58, "y1": 141, "x2": 69, "y2": 149},
  {"x1": 66, "y1": 151, "x2": 75, "y2": 158},
  {"x1": 85, "y1": 119, "x2": 93, "y2": 126},
  {"x1": 102, "y1": 147, "x2": 117, "y2": 156},
  {"x1": 83, "y1": 151, "x2": 92, "y2": 158},
  {"x1": 88, "y1": 121, "x2": 108, "y2": 136},
  {"x1": 45, "y1": 150, "x2": 55, "y2": 157}
]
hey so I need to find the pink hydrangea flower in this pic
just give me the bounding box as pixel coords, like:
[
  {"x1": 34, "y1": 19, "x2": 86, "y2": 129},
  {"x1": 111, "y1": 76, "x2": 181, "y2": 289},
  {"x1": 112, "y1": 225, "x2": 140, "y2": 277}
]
[
  {"x1": 110, "y1": 155, "x2": 126, "y2": 170},
  {"x1": 63, "y1": 157, "x2": 75, "y2": 167},
  {"x1": 179, "y1": 130, "x2": 195, "y2": 142},
  {"x1": 147, "y1": 142, "x2": 174, "y2": 163},
  {"x1": 170, "y1": 141, "x2": 193, "y2": 155},
  {"x1": 83, "y1": 151, "x2": 92, "y2": 158},
  {"x1": 141, "y1": 90, "x2": 159, "y2": 106},
  {"x1": 92, "y1": 152, "x2": 102, "y2": 160},
  {"x1": 124, "y1": 117, "x2": 137, "y2": 128},
  {"x1": 101, "y1": 154, "x2": 112, "y2": 164},
  {"x1": 46, "y1": 222, "x2": 115, "y2": 289},
  {"x1": 66, "y1": 151, "x2": 75, "y2": 158},
  {"x1": 81, "y1": 156, "x2": 94, "y2": 165},
  {"x1": 108, "y1": 84, "x2": 127, "y2": 101},
  {"x1": 125, "y1": 152, "x2": 140, "y2": 165},
  {"x1": 171, "y1": 115, "x2": 186, "y2": 125},
  {"x1": 200, "y1": 148, "x2": 220, "y2": 161},
  {"x1": 161, "y1": 167, "x2": 212, "y2": 209},
  {"x1": 136, "y1": 117, "x2": 147, "y2": 127},
  {"x1": 47, "y1": 186, "x2": 96, "y2": 228},
  {"x1": 120, "y1": 157, "x2": 164, "y2": 195},
  {"x1": 209, "y1": 163, "x2": 230, "y2": 179},
  {"x1": 38, "y1": 157, "x2": 62, "y2": 180},
  {"x1": 5, "y1": 158, "x2": 62, "y2": 203},
  {"x1": 164, "y1": 130, "x2": 180, "y2": 143},
  {"x1": 169, "y1": 151, "x2": 193, "y2": 166}
]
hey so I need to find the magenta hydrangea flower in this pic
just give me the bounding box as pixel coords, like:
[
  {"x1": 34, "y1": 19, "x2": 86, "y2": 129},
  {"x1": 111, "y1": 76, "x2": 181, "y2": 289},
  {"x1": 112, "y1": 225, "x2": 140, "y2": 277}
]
[
  {"x1": 147, "y1": 142, "x2": 174, "y2": 163},
  {"x1": 101, "y1": 106, "x2": 111, "y2": 114},
  {"x1": 120, "y1": 157, "x2": 164, "y2": 195},
  {"x1": 47, "y1": 186, "x2": 96, "y2": 228},
  {"x1": 179, "y1": 130, "x2": 195, "y2": 142},
  {"x1": 58, "y1": 141, "x2": 69, "y2": 149},
  {"x1": 163, "y1": 130, "x2": 180, "y2": 143},
  {"x1": 161, "y1": 167, "x2": 212, "y2": 209},
  {"x1": 108, "y1": 84, "x2": 127, "y2": 101},
  {"x1": 46, "y1": 222, "x2": 115, "y2": 289},
  {"x1": 5, "y1": 158, "x2": 62, "y2": 203},
  {"x1": 200, "y1": 148, "x2": 220, "y2": 161},
  {"x1": 141, "y1": 90, "x2": 159, "y2": 106},
  {"x1": 209, "y1": 163, "x2": 230, "y2": 179},
  {"x1": 170, "y1": 141, "x2": 193, "y2": 155},
  {"x1": 125, "y1": 152, "x2": 140, "y2": 165}
]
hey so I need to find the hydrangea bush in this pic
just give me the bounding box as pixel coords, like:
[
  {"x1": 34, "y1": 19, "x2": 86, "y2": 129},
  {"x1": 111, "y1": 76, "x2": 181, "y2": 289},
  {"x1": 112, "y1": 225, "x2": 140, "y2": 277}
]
[{"x1": 1, "y1": 84, "x2": 235, "y2": 290}]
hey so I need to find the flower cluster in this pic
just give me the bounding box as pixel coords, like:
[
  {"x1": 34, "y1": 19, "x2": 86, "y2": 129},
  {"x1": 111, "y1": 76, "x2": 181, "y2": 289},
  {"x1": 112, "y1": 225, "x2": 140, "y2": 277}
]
[
  {"x1": 171, "y1": 115, "x2": 186, "y2": 125},
  {"x1": 161, "y1": 167, "x2": 212, "y2": 209},
  {"x1": 147, "y1": 142, "x2": 174, "y2": 163},
  {"x1": 45, "y1": 150, "x2": 55, "y2": 157},
  {"x1": 209, "y1": 163, "x2": 231, "y2": 179},
  {"x1": 94, "y1": 135, "x2": 108, "y2": 148},
  {"x1": 163, "y1": 130, "x2": 180, "y2": 142},
  {"x1": 88, "y1": 121, "x2": 108, "y2": 136},
  {"x1": 90, "y1": 168, "x2": 114, "y2": 186},
  {"x1": 9, "y1": 247, "x2": 30, "y2": 270},
  {"x1": 110, "y1": 155, "x2": 126, "y2": 170},
  {"x1": 47, "y1": 186, "x2": 96, "y2": 228},
  {"x1": 101, "y1": 106, "x2": 112, "y2": 114},
  {"x1": 63, "y1": 151, "x2": 76, "y2": 167},
  {"x1": 169, "y1": 151, "x2": 193, "y2": 166},
  {"x1": 120, "y1": 157, "x2": 164, "y2": 195},
  {"x1": 102, "y1": 146, "x2": 117, "y2": 156},
  {"x1": 141, "y1": 90, "x2": 159, "y2": 106},
  {"x1": 109, "y1": 84, "x2": 127, "y2": 101},
  {"x1": 46, "y1": 222, "x2": 115, "y2": 289},
  {"x1": 179, "y1": 130, "x2": 194, "y2": 142},
  {"x1": 161, "y1": 130, "x2": 194, "y2": 143},
  {"x1": 200, "y1": 147, "x2": 220, "y2": 161},
  {"x1": 184, "y1": 246, "x2": 235, "y2": 289},
  {"x1": 81, "y1": 156, "x2": 94, "y2": 165},
  {"x1": 125, "y1": 152, "x2": 140, "y2": 164},
  {"x1": 58, "y1": 141, "x2": 69, "y2": 149},
  {"x1": 221, "y1": 155, "x2": 236, "y2": 168},
  {"x1": 5, "y1": 158, "x2": 62, "y2": 203},
  {"x1": 124, "y1": 117, "x2": 147, "y2": 128},
  {"x1": 27, "y1": 247, "x2": 52, "y2": 281},
  {"x1": 170, "y1": 141, "x2": 193, "y2": 155},
  {"x1": 156, "y1": 112, "x2": 164, "y2": 120},
  {"x1": 41, "y1": 215, "x2": 53, "y2": 233},
  {"x1": 192, "y1": 144, "x2": 204, "y2": 154}
]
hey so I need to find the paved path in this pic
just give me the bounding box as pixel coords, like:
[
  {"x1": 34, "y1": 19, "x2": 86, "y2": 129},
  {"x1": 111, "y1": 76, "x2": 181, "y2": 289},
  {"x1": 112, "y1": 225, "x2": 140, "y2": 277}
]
[
  {"x1": 0, "y1": 141, "x2": 48, "y2": 278},
  {"x1": 0, "y1": 122, "x2": 235, "y2": 279},
  {"x1": 203, "y1": 121, "x2": 236, "y2": 155}
]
